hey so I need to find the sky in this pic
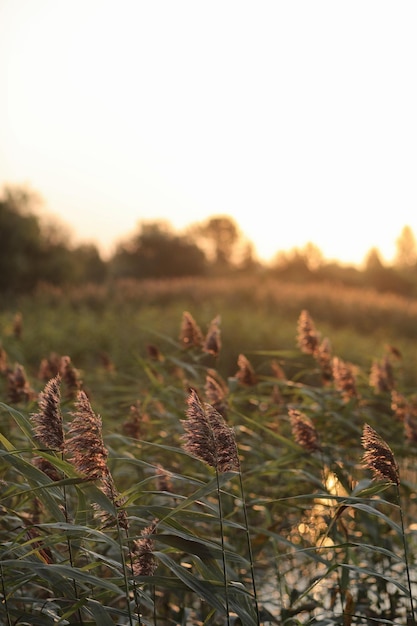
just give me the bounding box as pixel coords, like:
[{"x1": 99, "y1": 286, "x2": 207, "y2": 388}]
[{"x1": 1, "y1": 1, "x2": 417, "y2": 266}]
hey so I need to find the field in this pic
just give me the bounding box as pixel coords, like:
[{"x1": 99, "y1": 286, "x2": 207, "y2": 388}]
[{"x1": 1, "y1": 275, "x2": 417, "y2": 625}]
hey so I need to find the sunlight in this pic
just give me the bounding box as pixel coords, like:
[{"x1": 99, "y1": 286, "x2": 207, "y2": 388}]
[{"x1": 1, "y1": 1, "x2": 417, "y2": 266}]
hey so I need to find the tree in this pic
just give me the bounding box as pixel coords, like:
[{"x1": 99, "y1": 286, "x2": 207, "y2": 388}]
[
  {"x1": 0, "y1": 185, "x2": 107, "y2": 292},
  {"x1": 190, "y1": 215, "x2": 240, "y2": 270},
  {"x1": 394, "y1": 225, "x2": 417, "y2": 268},
  {"x1": 110, "y1": 221, "x2": 207, "y2": 279},
  {"x1": 0, "y1": 187, "x2": 44, "y2": 292},
  {"x1": 364, "y1": 247, "x2": 412, "y2": 295}
]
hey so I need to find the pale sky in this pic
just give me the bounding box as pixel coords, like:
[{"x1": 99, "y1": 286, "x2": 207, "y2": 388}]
[{"x1": 1, "y1": 1, "x2": 416, "y2": 265}]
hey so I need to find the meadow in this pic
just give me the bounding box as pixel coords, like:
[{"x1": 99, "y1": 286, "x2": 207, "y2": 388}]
[{"x1": 1, "y1": 275, "x2": 417, "y2": 625}]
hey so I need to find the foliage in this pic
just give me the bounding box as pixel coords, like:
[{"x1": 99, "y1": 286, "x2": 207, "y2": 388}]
[
  {"x1": 0, "y1": 186, "x2": 107, "y2": 294},
  {"x1": 3, "y1": 184, "x2": 417, "y2": 298},
  {"x1": 1, "y1": 282, "x2": 417, "y2": 624},
  {"x1": 110, "y1": 221, "x2": 207, "y2": 280}
]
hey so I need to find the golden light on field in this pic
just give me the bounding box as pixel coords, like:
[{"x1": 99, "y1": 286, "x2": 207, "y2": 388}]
[{"x1": 1, "y1": 1, "x2": 417, "y2": 265}]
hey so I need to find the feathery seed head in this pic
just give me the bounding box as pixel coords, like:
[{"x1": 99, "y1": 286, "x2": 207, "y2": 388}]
[
  {"x1": 131, "y1": 519, "x2": 158, "y2": 577},
  {"x1": 179, "y1": 311, "x2": 203, "y2": 349},
  {"x1": 203, "y1": 314, "x2": 222, "y2": 356},
  {"x1": 30, "y1": 375, "x2": 64, "y2": 451},
  {"x1": 289, "y1": 408, "x2": 321, "y2": 453},
  {"x1": 235, "y1": 354, "x2": 257, "y2": 386},
  {"x1": 182, "y1": 389, "x2": 239, "y2": 472},
  {"x1": 205, "y1": 372, "x2": 228, "y2": 418},
  {"x1": 332, "y1": 357, "x2": 358, "y2": 402},
  {"x1": 297, "y1": 310, "x2": 320, "y2": 355},
  {"x1": 369, "y1": 356, "x2": 395, "y2": 393},
  {"x1": 361, "y1": 423, "x2": 400, "y2": 485}
]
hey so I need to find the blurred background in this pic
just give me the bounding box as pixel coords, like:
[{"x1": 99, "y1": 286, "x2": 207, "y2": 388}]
[{"x1": 1, "y1": 0, "x2": 417, "y2": 294}]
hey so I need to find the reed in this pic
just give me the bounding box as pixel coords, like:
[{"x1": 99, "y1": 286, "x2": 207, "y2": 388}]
[{"x1": 0, "y1": 300, "x2": 416, "y2": 623}]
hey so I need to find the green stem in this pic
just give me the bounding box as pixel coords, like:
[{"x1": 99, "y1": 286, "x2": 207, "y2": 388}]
[
  {"x1": 114, "y1": 513, "x2": 137, "y2": 626},
  {"x1": 396, "y1": 484, "x2": 416, "y2": 625},
  {"x1": 237, "y1": 469, "x2": 261, "y2": 625},
  {"x1": 215, "y1": 468, "x2": 230, "y2": 625},
  {"x1": 62, "y1": 481, "x2": 85, "y2": 625}
]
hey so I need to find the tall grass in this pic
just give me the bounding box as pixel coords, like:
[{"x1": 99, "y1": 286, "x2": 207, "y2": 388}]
[{"x1": 0, "y1": 279, "x2": 417, "y2": 623}]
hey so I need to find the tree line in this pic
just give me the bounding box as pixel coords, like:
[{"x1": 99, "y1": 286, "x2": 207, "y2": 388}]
[{"x1": 1, "y1": 185, "x2": 417, "y2": 297}]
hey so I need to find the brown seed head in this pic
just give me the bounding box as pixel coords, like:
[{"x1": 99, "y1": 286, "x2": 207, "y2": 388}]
[
  {"x1": 30, "y1": 375, "x2": 64, "y2": 451},
  {"x1": 66, "y1": 391, "x2": 128, "y2": 528},
  {"x1": 235, "y1": 353, "x2": 257, "y2": 386},
  {"x1": 60, "y1": 356, "x2": 82, "y2": 399},
  {"x1": 289, "y1": 408, "x2": 321, "y2": 453},
  {"x1": 315, "y1": 337, "x2": 333, "y2": 383},
  {"x1": 391, "y1": 390, "x2": 409, "y2": 423},
  {"x1": 7, "y1": 363, "x2": 37, "y2": 403},
  {"x1": 332, "y1": 357, "x2": 358, "y2": 402},
  {"x1": 130, "y1": 519, "x2": 158, "y2": 577},
  {"x1": 38, "y1": 352, "x2": 61, "y2": 381},
  {"x1": 205, "y1": 373, "x2": 228, "y2": 418},
  {"x1": 66, "y1": 391, "x2": 109, "y2": 481},
  {"x1": 297, "y1": 310, "x2": 320, "y2": 355},
  {"x1": 361, "y1": 423, "x2": 400, "y2": 485},
  {"x1": 203, "y1": 315, "x2": 222, "y2": 356},
  {"x1": 369, "y1": 356, "x2": 395, "y2": 393},
  {"x1": 156, "y1": 464, "x2": 173, "y2": 493},
  {"x1": 179, "y1": 311, "x2": 203, "y2": 349},
  {"x1": 32, "y1": 456, "x2": 62, "y2": 482},
  {"x1": 181, "y1": 389, "x2": 239, "y2": 472}
]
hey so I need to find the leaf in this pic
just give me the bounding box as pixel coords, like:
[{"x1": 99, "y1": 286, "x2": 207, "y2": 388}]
[
  {"x1": 0, "y1": 402, "x2": 35, "y2": 441},
  {"x1": 0, "y1": 448, "x2": 65, "y2": 521},
  {"x1": 340, "y1": 563, "x2": 409, "y2": 596},
  {"x1": 86, "y1": 599, "x2": 118, "y2": 625},
  {"x1": 156, "y1": 533, "x2": 248, "y2": 565},
  {"x1": 154, "y1": 551, "x2": 226, "y2": 612}
]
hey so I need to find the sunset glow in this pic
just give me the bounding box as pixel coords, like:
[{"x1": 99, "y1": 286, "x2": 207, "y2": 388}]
[{"x1": 1, "y1": 1, "x2": 416, "y2": 265}]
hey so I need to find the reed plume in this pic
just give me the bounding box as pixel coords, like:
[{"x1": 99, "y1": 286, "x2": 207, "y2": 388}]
[
  {"x1": 369, "y1": 356, "x2": 395, "y2": 393},
  {"x1": 38, "y1": 352, "x2": 61, "y2": 381},
  {"x1": 179, "y1": 311, "x2": 203, "y2": 349},
  {"x1": 205, "y1": 372, "x2": 228, "y2": 418},
  {"x1": 32, "y1": 456, "x2": 62, "y2": 482},
  {"x1": 66, "y1": 391, "x2": 128, "y2": 529},
  {"x1": 391, "y1": 389, "x2": 410, "y2": 423},
  {"x1": 332, "y1": 357, "x2": 358, "y2": 402},
  {"x1": 297, "y1": 309, "x2": 320, "y2": 355},
  {"x1": 122, "y1": 402, "x2": 149, "y2": 440},
  {"x1": 235, "y1": 353, "x2": 257, "y2": 387},
  {"x1": 361, "y1": 423, "x2": 400, "y2": 485},
  {"x1": 289, "y1": 408, "x2": 321, "y2": 453},
  {"x1": 30, "y1": 375, "x2": 64, "y2": 451},
  {"x1": 182, "y1": 389, "x2": 239, "y2": 473},
  {"x1": 361, "y1": 424, "x2": 415, "y2": 623},
  {"x1": 59, "y1": 355, "x2": 82, "y2": 399},
  {"x1": 315, "y1": 337, "x2": 333, "y2": 383},
  {"x1": 203, "y1": 314, "x2": 222, "y2": 356},
  {"x1": 7, "y1": 363, "x2": 36, "y2": 403},
  {"x1": 130, "y1": 519, "x2": 158, "y2": 577}
]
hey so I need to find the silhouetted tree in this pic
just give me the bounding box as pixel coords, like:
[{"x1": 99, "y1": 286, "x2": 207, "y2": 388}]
[
  {"x1": 190, "y1": 215, "x2": 240, "y2": 270},
  {"x1": 0, "y1": 185, "x2": 106, "y2": 292},
  {"x1": 110, "y1": 221, "x2": 207, "y2": 279},
  {"x1": 0, "y1": 187, "x2": 44, "y2": 292},
  {"x1": 394, "y1": 225, "x2": 417, "y2": 268},
  {"x1": 364, "y1": 247, "x2": 412, "y2": 295}
]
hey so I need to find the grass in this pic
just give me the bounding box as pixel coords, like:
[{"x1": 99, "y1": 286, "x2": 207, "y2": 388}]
[{"x1": 0, "y1": 276, "x2": 417, "y2": 624}]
